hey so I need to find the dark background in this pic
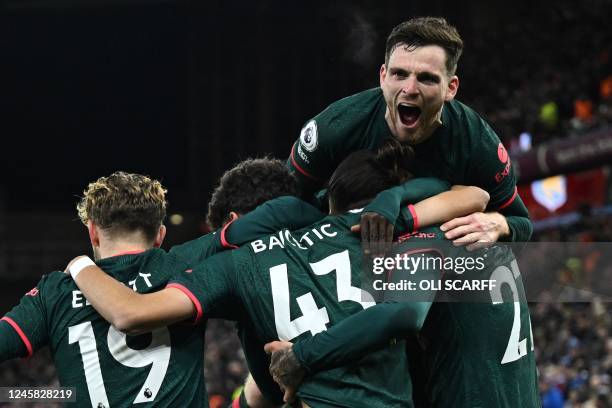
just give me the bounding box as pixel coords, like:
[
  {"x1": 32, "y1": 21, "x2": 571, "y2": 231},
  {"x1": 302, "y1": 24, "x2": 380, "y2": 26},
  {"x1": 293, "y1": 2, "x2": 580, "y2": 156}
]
[
  {"x1": 3, "y1": 0, "x2": 604, "y2": 211},
  {"x1": 1, "y1": 1, "x2": 611, "y2": 406}
]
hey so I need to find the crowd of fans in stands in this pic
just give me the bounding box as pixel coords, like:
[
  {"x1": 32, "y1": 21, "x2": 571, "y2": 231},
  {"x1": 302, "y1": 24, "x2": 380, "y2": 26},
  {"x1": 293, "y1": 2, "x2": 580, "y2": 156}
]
[
  {"x1": 458, "y1": 0, "x2": 611, "y2": 152},
  {"x1": 531, "y1": 212, "x2": 612, "y2": 408}
]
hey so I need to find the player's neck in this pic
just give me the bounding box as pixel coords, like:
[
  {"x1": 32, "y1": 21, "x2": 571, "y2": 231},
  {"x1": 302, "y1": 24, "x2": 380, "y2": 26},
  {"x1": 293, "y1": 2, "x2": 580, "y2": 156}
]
[{"x1": 95, "y1": 241, "x2": 151, "y2": 260}]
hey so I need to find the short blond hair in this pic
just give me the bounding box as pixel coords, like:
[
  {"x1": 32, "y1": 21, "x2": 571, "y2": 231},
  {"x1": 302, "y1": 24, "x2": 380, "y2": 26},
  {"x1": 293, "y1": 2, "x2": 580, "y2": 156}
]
[{"x1": 77, "y1": 171, "x2": 167, "y2": 241}]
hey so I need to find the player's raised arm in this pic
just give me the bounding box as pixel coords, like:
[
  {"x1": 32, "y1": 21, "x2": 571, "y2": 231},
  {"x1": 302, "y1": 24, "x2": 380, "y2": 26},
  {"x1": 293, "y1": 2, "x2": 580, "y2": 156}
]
[
  {"x1": 412, "y1": 185, "x2": 490, "y2": 227},
  {"x1": 222, "y1": 196, "x2": 324, "y2": 249},
  {"x1": 363, "y1": 180, "x2": 490, "y2": 231},
  {"x1": 67, "y1": 256, "x2": 196, "y2": 335},
  {"x1": 349, "y1": 142, "x2": 490, "y2": 254}
]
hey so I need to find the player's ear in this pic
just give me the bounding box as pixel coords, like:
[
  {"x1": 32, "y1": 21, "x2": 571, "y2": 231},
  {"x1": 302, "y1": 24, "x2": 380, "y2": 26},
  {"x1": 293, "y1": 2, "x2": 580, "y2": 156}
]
[
  {"x1": 445, "y1": 75, "x2": 459, "y2": 101},
  {"x1": 153, "y1": 225, "x2": 166, "y2": 248},
  {"x1": 87, "y1": 220, "x2": 100, "y2": 248},
  {"x1": 379, "y1": 64, "x2": 387, "y2": 87}
]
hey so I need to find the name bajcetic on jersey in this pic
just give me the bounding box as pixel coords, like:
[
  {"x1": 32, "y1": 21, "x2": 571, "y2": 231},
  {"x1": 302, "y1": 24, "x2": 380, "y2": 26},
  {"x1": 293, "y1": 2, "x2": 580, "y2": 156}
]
[{"x1": 250, "y1": 223, "x2": 337, "y2": 253}]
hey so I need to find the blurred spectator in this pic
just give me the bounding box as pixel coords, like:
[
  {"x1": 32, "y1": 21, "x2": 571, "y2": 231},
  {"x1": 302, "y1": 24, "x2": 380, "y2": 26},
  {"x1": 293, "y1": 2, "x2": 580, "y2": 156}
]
[{"x1": 542, "y1": 379, "x2": 565, "y2": 408}]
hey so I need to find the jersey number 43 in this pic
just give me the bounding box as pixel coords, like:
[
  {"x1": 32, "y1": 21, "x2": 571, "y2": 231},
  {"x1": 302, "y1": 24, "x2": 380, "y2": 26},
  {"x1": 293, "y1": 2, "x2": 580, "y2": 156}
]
[{"x1": 269, "y1": 250, "x2": 375, "y2": 341}]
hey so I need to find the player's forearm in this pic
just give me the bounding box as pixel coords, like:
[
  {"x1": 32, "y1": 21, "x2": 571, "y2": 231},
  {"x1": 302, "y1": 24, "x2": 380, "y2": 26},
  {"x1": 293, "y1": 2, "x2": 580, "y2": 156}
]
[
  {"x1": 73, "y1": 265, "x2": 151, "y2": 332},
  {"x1": 72, "y1": 266, "x2": 193, "y2": 335},
  {"x1": 293, "y1": 302, "x2": 430, "y2": 373},
  {"x1": 366, "y1": 178, "x2": 450, "y2": 226},
  {"x1": 242, "y1": 374, "x2": 278, "y2": 408},
  {"x1": 226, "y1": 197, "x2": 324, "y2": 247},
  {"x1": 414, "y1": 186, "x2": 490, "y2": 228}
]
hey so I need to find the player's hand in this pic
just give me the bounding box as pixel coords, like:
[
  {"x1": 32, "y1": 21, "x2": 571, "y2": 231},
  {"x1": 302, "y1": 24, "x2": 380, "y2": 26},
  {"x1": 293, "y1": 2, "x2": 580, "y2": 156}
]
[
  {"x1": 64, "y1": 255, "x2": 90, "y2": 275},
  {"x1": 440, "y1": 212, "x2": 510, "y2": 251},
  {"x1": 264, "y1": 341, "x2": 305, "y2": 403},
  {"x1": 351, "y1": 212, "x2": 394, "y2": 257}
]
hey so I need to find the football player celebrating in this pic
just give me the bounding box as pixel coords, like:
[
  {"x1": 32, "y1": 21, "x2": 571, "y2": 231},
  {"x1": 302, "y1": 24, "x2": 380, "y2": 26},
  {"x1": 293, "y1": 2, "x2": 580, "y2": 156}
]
[
  {"x1": 64, "y1": 142, "x2": 490, "y2": 408},
  {"x1": 288, "y1": 17, "x2": 532, "y2": 249}
]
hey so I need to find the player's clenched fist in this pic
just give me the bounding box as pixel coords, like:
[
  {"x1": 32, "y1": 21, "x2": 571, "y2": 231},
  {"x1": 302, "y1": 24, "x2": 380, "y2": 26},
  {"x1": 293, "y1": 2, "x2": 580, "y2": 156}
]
[
  {"x1": 264, "y1": 341, "x2": 306, "y2": 403},
  {"x1": 352, "y1": 212, "x2": 394, "y2": 257}
]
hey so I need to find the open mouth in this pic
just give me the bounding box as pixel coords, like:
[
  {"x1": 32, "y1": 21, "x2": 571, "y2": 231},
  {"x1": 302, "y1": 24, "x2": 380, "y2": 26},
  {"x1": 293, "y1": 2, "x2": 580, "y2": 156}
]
[{"x1": 398, "y1": 103, "x2": 421, "y2": 127}]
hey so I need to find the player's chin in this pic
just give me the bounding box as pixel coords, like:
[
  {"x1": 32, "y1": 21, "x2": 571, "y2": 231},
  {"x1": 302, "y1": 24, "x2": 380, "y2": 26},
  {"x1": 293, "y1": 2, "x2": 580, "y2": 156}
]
[{"x1": 393, "y1": 124, "x2": 420, "y2": 145}]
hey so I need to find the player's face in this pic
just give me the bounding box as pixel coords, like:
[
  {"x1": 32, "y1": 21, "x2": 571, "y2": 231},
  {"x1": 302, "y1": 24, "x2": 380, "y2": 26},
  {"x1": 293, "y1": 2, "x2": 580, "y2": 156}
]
[{"x1": 380, "y1": 44, "x2": 459, "y2": 144}]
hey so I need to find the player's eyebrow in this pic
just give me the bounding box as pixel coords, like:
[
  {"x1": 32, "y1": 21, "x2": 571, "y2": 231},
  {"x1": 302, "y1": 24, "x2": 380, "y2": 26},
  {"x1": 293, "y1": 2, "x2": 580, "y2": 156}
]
[
  {"x1": 389, "y1": 67, "x2": 409, "y2": 76},
  {"x1": 417, "y1": 72, "x2": 441, "y2": 83}
]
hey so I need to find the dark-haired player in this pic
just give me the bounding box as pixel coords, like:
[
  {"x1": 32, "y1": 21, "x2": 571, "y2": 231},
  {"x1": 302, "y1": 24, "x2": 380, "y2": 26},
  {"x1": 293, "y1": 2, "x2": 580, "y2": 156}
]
[
  {"x1": 63, "y1": 144, "x2": 490, "y2": 407},
  {"x1": 266, "y1": 241, "x2": 540, "y2": 407},
  {"x1": 288, "y1": 17, "x2": 532, "y2": 248},
  {"x1": 171, "y1": 155, "x2": 486, "y2": 407}
]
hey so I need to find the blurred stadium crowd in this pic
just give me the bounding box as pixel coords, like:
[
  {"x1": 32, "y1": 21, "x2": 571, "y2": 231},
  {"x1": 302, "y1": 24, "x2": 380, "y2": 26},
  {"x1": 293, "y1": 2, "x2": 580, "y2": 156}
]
[
  {"x1": 458, "y1": 0, "x2": 611, "y2": 152},
  {"x1": 1, "y1": 1, "x2": 611, "y2": 407}
]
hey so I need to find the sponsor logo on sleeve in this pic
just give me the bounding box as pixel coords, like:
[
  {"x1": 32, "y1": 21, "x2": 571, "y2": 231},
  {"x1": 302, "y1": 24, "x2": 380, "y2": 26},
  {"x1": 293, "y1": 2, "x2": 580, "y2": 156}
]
[
  {"x1": 397, "y1": 231, "x2": 437, "y2": 242},
  {"x1": 495, "y1": 143, "x2": 512, "y2": 183},
  {"x1": 299, "y1": 120, "x2": 318, "y2": 152},
  {"x1": 26, "y1": 287, "x2": 39, "y2": 297},
  {"x1": 297, "y1": 144, "x2": 310, "y2": 163}
]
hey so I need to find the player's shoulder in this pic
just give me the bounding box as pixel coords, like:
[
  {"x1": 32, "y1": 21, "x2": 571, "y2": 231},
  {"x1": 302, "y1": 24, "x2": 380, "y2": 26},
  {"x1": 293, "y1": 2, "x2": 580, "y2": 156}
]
[
  {"x1": 169, "y1": 232, "x2": 217, "y2": 264},
  {"x1": 29, "y1": 270, "x2": 78, "y2": 302},
  {"x1": 266, "y1": 195, "x2": 322, "y2": 215},
  {"x1": 323, "y1": 87, "x2": 384, "y2": 112},
  {"x1": 308, "y1": 88, "x2": 384, "y2": 135},
  {"x1": 191, "y1": 247, "x2": 237, "y2": 272},
  {"x1": 444, "y1": 99, "x2": 501, "y2": 147},
  {"x1": 268, "y1": 194, "x2": 305, "y2": 206},
  {"x1": 142, "y1": 248, "x2": 192, "y2": 282},
  {"x1": 40, "y1": 270, "x2": 75, "y2": 288}
]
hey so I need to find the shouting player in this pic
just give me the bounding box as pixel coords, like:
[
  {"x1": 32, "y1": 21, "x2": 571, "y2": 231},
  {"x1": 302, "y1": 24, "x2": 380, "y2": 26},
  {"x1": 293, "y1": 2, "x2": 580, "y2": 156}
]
[{"x1": 288, "y1": 17, "x2": 532, "y2": 248}]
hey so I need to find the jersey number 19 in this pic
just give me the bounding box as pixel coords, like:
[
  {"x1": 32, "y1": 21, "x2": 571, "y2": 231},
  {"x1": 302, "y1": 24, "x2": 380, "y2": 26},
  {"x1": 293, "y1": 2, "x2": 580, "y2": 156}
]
[{"x1": 68, "y1": 322, "x2": 171, "y2": 407}]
